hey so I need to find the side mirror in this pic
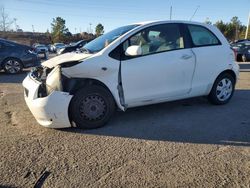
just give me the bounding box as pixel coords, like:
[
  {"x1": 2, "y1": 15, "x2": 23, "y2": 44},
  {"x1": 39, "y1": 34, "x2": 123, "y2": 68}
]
[{"x1": 125, "y1": 45, "x2": 142, "y2": 56}]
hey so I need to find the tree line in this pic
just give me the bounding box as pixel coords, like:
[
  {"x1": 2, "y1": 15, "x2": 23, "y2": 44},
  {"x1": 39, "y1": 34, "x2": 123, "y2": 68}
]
[
  {"x1": 50, "y1": 17, "x2": 104, "y2": 43},
  {"x1": 206, "y1": 16, "x2": 250, "y2": 42}
]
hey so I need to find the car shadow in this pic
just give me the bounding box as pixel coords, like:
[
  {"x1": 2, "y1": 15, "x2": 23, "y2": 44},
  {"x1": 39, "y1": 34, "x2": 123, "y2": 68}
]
[
  {"x1": 63, "y1": 90, "x2": 250, "y2": 147},
  {"x1": 0, "y1": 69, "x2": 30, "y2": 84}
]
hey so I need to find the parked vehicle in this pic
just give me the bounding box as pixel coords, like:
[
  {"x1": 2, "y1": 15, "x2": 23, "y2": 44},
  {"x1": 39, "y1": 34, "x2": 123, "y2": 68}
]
[
  {"x1": 51, "y1": 43, "x2": 65, "y2": 53},
  {"x1": 69, "y1": 42, "x2": 76, "y2": 46},
  {"x1": 34, "y1": 44, "x2": 49, "y2": 59},
  {"x1": 231, "y1": 42, "x2": 250, "y2": 62},
  {"x1": 0, "y1": 38, "x2": 39, "y2": 74},
  {"x1": 232, "y1": 39, "x2": 250, "y2": 44},
  {"x1": 47, "y1": 44, "x2": 54, "y2": 52},
  {"x1": 23, "y1": 20, "x2": 239, "y2": 129},
  {"x1": 57, "y1": 40, "x2": 89, "y2": 55}
]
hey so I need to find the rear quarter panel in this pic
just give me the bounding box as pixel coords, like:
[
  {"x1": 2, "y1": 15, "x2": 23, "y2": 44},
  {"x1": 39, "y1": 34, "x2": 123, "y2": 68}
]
[{"x1": 190, "y1": 25, "x2": 236, "y2": 96}]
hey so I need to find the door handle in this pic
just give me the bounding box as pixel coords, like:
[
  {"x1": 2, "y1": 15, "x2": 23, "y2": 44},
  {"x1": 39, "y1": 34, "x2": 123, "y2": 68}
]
[{"x1": 181, "y1": 54, "x2": 193, "y2": 60}]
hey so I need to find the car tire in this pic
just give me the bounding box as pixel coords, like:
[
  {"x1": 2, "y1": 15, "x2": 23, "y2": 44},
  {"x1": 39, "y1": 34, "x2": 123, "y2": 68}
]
[
  {"x1": 236, "y1": 54, "x2": 242, "y2": 62},
  {"x1": 69, "y1": 85, "x2": 116, "y2": 129},
  {"x1": 242, "y1": 55, "x2": 247, "y2": 62},
  {"x1": 208, "y1": 73, "x2": 235, "y2": 105},
  {"x1": 3, "y1": 58, "x2": 23, "y2": 74}
]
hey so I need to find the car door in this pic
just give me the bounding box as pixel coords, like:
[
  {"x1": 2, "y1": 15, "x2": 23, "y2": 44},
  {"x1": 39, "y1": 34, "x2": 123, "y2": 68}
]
[{"x1": 120, "y1": 23, "x2": 196, "y2": 107}]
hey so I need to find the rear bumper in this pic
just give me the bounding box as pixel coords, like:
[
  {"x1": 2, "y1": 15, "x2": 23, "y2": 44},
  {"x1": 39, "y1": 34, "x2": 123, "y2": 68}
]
[
  {"x1": 233, "y1": 62, "x2": 240, "y2": 80},
  {"x1": 22, "y1": 74, "x2": 72, "y2": 128},
  {"x1": 244, "y1": 54, "x2": 250, "y2": 60}
]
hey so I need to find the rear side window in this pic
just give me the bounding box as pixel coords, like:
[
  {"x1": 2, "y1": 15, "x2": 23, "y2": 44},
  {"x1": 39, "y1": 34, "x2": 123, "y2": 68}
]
[
  {"x1": 2, "y1": 41, "x2": 15, "y2": 47},
  {"x1": 187, "y1": 25, "x2": 220, "y2": 47}
]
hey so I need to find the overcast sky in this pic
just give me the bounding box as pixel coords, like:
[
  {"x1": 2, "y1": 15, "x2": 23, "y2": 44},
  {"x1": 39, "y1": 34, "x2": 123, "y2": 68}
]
[{"x1": 1, "y1": 0, "x2": 250, "y2": 33}]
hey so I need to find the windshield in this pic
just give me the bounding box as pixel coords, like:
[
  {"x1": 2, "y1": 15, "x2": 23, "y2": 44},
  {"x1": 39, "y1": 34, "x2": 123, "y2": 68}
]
[
  {"x1": 84, "y1": 24, "x2": 139, "y2": 53},
  {"x1": 56, "y1": 44, "x2": 64, "y2": 47},
  {"x1": 1, "y1": 39, "x2": 18, "y2": 46}
]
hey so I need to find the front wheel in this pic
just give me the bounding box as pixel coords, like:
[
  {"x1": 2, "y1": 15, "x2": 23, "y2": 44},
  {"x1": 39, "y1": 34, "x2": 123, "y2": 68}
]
[
  {"x1": 69, "y1": 85, "x2": 115, "y2": 129},
  {"x1": 208, "y1": 73, "x2": 235, "y2": 105}
]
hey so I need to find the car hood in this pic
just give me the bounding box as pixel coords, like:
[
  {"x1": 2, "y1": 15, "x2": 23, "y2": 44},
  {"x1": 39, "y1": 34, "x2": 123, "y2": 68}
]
[{"x1": 42, "y1": 52, "x2": 92, "y2": 68}]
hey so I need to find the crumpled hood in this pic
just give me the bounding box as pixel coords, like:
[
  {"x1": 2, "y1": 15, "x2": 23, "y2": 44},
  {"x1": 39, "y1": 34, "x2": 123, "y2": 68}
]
[{"x1": 42, "y1": 52, "x2": 92, "y2": 68}]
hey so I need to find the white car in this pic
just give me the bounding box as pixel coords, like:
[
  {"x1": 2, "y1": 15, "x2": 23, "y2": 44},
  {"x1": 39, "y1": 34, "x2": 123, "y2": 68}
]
[
  {"x1": 51, "y1": 43, "x2": 65, "y2": 53},
  {"x1": 23, "y1": 20, "x2": 239, "y2": 129}
]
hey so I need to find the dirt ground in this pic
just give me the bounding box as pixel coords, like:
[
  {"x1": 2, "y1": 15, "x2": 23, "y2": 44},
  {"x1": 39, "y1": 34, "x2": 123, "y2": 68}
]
[{"x1": 0, "y1": 63, "x2": 249, "y2": 188}]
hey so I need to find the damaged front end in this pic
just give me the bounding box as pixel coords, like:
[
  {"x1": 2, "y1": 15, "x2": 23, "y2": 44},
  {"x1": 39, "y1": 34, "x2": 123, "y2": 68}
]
[
  {"x1": 31, "y1": 65, "x2": 63, "y2": 97},
  {"x1": 23, "y1": 65, "x2": 75, "y2": 128},
  {"x1": 30, "y1": 62, "x2": 77, "y2": 98},
  {"x1": 23, "y1": 51, "x2": 96, "y2": 128}
]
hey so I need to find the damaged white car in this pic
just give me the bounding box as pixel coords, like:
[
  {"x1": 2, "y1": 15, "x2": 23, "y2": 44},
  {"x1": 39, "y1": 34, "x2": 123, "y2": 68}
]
[{"x1": 23, "y1": 20, "x2": 239, "y2": 129}]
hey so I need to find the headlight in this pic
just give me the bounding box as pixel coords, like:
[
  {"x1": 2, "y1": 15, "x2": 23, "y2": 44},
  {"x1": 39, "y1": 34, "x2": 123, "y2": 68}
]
[
  {"x1": 28, "y1": 50, "x2": 36, "y2": 55},
  {"x1": 58, "y1": 48, "x2": 64, "y2": 54},
  {"x1": 46, "y1": 66, "x2": 62, "y2": 95}
]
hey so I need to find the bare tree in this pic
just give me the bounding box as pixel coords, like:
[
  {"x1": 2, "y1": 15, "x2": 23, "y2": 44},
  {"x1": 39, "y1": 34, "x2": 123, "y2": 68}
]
[{"x1": 0, "y1": 7, "x2": 13, "y2": 32}]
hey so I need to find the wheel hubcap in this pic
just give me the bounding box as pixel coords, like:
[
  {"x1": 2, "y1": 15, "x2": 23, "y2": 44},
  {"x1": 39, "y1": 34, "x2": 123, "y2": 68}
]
[
  {"x1": 216, "y1": 78, "x2": 233, "y2": 101},
  {"x1": 5, "y1": 60, "x2": 21, "y2": 73},
  {"x1": 79, "y1": 95, "x2": 107, "y2": 121}
]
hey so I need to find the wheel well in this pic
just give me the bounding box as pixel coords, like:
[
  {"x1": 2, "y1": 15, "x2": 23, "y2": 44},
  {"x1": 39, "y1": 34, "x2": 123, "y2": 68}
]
[
  {"x1": 64, "y1": 77, "x2": 113, "y2": 96},
  {"x1": 208, "y1": 69, "x2": 237, "y2": 95},
  {"x1": 217, "y1": 70, "x2": 236, "y2": 82},
  {"x1": 64, "y1": 78, "x2": 118, "y2": 109}
]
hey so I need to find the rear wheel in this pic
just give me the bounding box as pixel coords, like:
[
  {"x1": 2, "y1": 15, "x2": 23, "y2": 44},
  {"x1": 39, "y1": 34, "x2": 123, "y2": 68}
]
[
  {"x1": 242, "y1": 55, "x2": 247, "y2": 62},
  {"x1": 3, "y1": 58, "x2": 23, "y2": 74},
  {"x1": 208, "y1": 73, "x2": 235, "y2": 105},
  {"x1": 69, "y1": 85, "x2": 115, "y2": 129}
]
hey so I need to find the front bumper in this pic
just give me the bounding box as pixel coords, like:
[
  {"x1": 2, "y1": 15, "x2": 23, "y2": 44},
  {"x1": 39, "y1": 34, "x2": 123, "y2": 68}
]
[{"x1": 22, "y1": 74, "x2": 73, "y2": 128}]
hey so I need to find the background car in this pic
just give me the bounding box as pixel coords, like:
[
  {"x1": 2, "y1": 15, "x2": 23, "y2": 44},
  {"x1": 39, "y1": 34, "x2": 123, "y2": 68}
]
[
  {"x1": 57, "y1": 40, "x2": 89, "y2": 55},
  {"x1": 69, "y1": 42, "x2": 76, "y2": 46},
  {"x1": 231, "y1": 42, "x2": 250, "y2": 62},
  {"x1": 0, "y1": 38, "x2": 39, "y2": 74},
  {"x1": 47, "y1": 44, "x2": 54, "y2": 52},
  {"x1": 34, "y1": 44, "x2": 49, "y2": 59},
  {"x1": 51, "y1": 43, "x2": 65, "y2": 53},
  {"x1": 232, "y1": 39, "x2": 250, "y2": 44}
]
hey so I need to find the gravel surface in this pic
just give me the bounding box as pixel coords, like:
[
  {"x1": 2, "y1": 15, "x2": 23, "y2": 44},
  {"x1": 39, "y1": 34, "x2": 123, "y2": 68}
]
[{"x1": 0, "y1": 63, "x2": 249, "y2": 187}]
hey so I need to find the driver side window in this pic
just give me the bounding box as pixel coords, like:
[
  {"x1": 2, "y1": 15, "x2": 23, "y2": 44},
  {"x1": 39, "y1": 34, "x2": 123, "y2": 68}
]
[{"x1": 123, "y1": 24, "x2": 184, "y2": 56}]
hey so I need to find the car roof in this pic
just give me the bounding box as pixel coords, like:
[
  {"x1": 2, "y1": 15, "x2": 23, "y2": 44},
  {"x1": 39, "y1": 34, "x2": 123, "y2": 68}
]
[
  {"x1": 239, "y1": 41, "x2": 250, "y2": 44},
  {"x1": 134, "y1": 20, "x2": 208, "y2": 27},
  {"x1": 0, "y1": 38, "x2": 19, "y2": 45}
]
